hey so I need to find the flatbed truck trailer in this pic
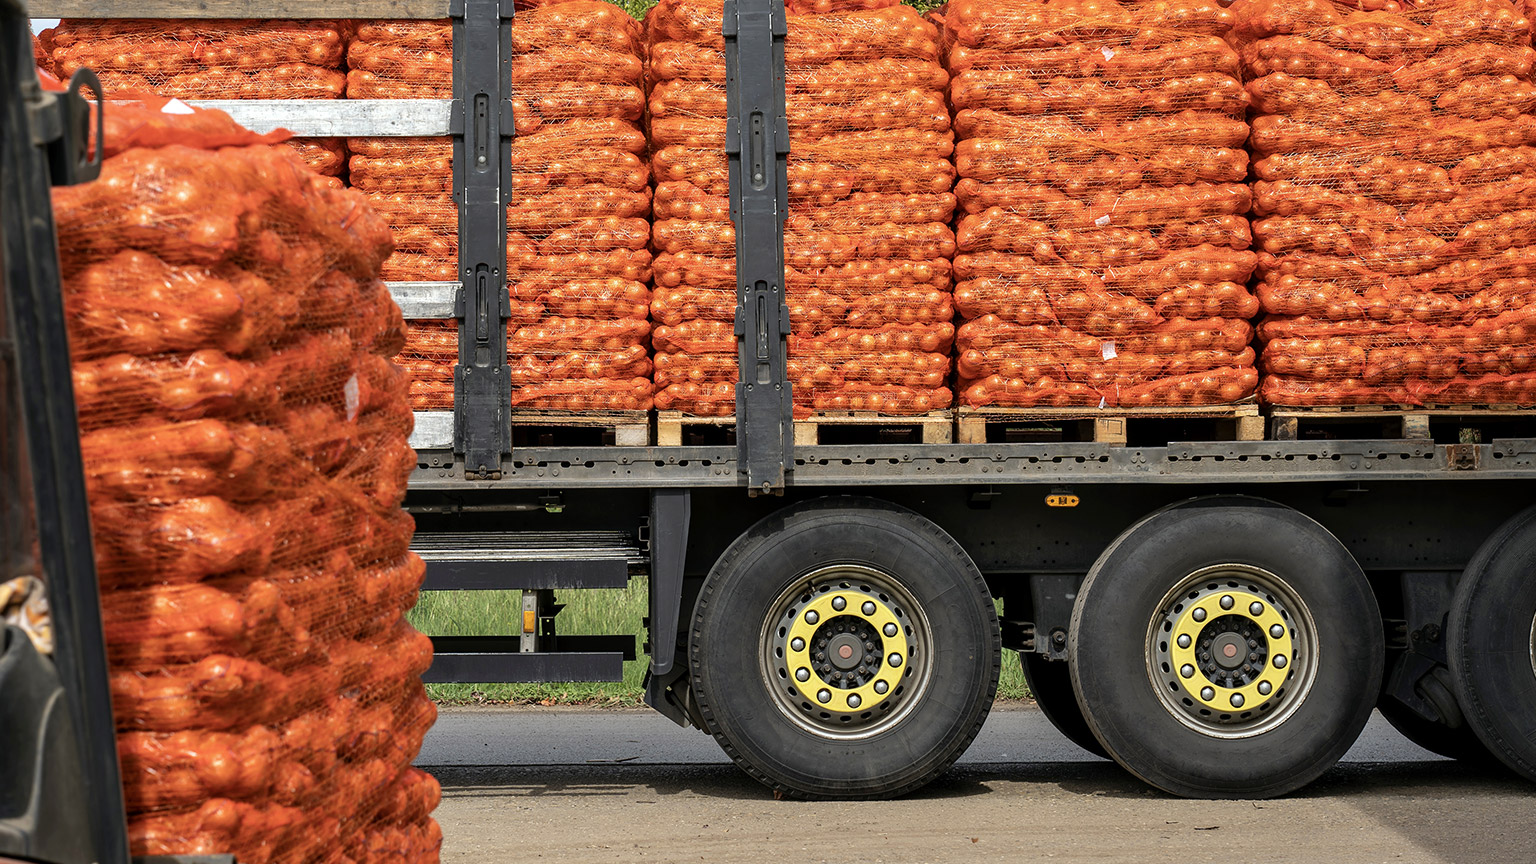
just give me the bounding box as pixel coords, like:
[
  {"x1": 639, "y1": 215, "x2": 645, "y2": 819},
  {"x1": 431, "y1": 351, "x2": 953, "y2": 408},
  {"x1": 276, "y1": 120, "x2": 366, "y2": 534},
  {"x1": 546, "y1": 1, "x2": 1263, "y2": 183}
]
[{"x1": 27, "y1": 0, "x2": 1536, "y2": 806}]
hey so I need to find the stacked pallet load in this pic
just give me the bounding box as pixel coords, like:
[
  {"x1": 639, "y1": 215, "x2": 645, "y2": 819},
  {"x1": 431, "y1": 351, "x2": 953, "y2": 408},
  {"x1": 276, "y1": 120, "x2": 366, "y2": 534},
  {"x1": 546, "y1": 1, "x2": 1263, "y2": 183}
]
[
  {"x1": 942, "y1": 0, "x2": 1260, "y2": 409},
  {"x1": 54, "y1": 98, "x2": 439, "y2": 861},
  {"x1": 1238, "y1": 0, "x2": 1536, "y2": 406},
  {"x1": 345, "y1": 21, "x2": 459, "y2": 411},
  {"x1": 49, "y1": 19, "x2": 350, "y2": 187},
  {"x1": 508, "y1": 1, "x2": 654, "y2": 411},
  {"x1": 648, "y1": 0, "x2": 956, "y2": 417}
]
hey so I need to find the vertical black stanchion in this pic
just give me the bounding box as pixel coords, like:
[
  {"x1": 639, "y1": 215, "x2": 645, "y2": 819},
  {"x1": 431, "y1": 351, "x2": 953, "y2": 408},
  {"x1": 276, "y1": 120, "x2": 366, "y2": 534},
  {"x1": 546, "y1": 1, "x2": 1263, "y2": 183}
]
[
  {"x1": 453, "y1": 0, "x2": 514, "y2": 480},
  {"x1": 0, "y1": 6, "x2": 129, "y2": 861},
  {"x1": 725, "y1": 0, "x2": 793, "y2": 495}
]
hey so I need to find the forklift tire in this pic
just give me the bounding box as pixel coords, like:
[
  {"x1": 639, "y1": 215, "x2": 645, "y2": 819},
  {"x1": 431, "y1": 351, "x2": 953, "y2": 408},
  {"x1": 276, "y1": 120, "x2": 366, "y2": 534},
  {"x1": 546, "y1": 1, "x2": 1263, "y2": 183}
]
[
  {"x1": 1448, "y1": 504, "x2": 1536, "y2": 783},
  {"x1": 1069, "y1": 497, "x2": 1383, "y2": 799},
  {"x1": 689, "y1": 497, "x2": 1001, "y2": 799},
  {"x1": 1019, "y1": 651, "x2": 1108, "y2": 759}
]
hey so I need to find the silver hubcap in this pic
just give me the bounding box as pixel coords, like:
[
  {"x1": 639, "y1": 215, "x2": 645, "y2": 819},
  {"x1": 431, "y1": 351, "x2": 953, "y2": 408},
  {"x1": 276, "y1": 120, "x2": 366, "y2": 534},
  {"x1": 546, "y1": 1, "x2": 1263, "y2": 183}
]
[
  {"x1": 761, "y1": 564, "x2": 933, "y2": 740},
  {"x1": 1146, "y1": 564, "x2": 1319, "y2": 739}
]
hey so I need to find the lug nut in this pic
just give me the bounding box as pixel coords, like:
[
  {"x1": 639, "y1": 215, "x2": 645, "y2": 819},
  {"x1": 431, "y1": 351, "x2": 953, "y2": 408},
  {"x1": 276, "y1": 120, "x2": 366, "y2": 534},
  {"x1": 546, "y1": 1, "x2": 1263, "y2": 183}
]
[
  {"x1": 1258, "y1": 681, "x2": 1272, "y2": 696},
  {"x1": 1250, "y1": 601, "x2": 1264, "y2": 616},
  {"x1": 1192, "y1": 608, "x2": 1207, "y2": 622},
  {"x1": 888, "y1": 653, "x2": 903, "y2": 668},
  {"x1": 832, "y1": 596, "x2": 846, "y2": 611},
  {"x1": 1231, "y1": 693, "x2": 1245, "y2": 708},
  {"x1": 805, "y1": 611, "x2": 819, "y2": 625},
  {"x1": 1274, "y1": 654, "x2": 1288, "y2": 669},
  {"x1": 875, "y1": 680, "x2": 889, "y2": 695},
  {"x1": 796, "y1": 668, "x2": 810, "y2": 682},
  {"x1": 1220, "y1": 595, "x2": 1234, "y2": 610},
  {"x1": 1180, "y1": 664, "x2": 1195, "y2": 679},
  {"x1": 791, "y1": 638, "x2": 805, "y2": 652},
  {"x1": 1200, "y1": 686, "x2": 1215, "y2": 701},
  {"x1": 847, "y1": 694, "x2": 861, "y2": 709},
  {"x1": 884, "y1": 623, "x2": 898, "y2": 637},
  {"x1": 862, "y1": 601, "x2": 877, "y2": 616},
  {"x1": 1177, "y1": 634, "x2": 1191, "y2": 649},
  {"x1": 817, "y1": 689, "x2": 831, "y2": 704},
  {"x1": 1270, "y1": 624, "x2": 1285, "y2": 639},
  {"x1": 1249, "y1": 652, "x2": 1259, "y2": 661},
  {"x1": 865, "y1": 642, "x2": 875, "y2": 651},
  {"x1": 815, "y1": 652, "x2": 825, "y2": 661}
]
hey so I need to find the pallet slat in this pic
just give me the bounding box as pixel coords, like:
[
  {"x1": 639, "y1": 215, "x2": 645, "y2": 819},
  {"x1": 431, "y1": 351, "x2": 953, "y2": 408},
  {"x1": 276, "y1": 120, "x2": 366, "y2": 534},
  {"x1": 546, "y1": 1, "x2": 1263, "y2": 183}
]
[
  {"x1": 957, "y1": 404, "x2": 1262, "y2": 445},
  {"x1": 1270, "y1": 406, "x2": 1536, "y2": 441},
  {"x1": 656, "y1": 411, "x2": 952, "y2": 446},
  {"x1": 511, "y1": 411, "x2": 650, "y2": 447}
]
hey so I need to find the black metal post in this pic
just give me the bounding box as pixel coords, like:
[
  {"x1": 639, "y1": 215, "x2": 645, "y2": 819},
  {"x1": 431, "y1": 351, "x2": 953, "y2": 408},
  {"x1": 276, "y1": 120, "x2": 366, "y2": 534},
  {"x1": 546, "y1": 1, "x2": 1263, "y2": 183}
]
[
  {"x1": 0, "y1": 3, "x2": 129, "y2": 860},
  {"x1": 452, "y1": 0, "x2": 513, "y2": 479},
  {"x1": 725, "y1": 0, "x2": 793, "y2": 495}
]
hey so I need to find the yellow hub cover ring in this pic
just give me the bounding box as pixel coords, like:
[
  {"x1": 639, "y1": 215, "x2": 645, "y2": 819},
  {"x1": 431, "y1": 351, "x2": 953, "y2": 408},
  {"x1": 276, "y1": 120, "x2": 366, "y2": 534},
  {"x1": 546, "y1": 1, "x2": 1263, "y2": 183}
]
[
  {"x1": 1169, "y1": 590, "x2": 1293, "y2": 713},
  {"x1": 785, "y1": 589, "x2": 908, "y2": 714}
]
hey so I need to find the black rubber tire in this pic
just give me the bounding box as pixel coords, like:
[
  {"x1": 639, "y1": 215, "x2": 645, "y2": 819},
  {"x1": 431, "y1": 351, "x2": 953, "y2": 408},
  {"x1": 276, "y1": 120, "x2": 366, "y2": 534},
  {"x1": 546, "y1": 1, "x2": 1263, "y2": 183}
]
[
  {"x1": 1377, "y1": 685, "x2": 1490, "y2": 763},
  {"x1": 1019, "y1": 652, "x2": 1108, "y2": 759},
  {"x1": 1448, "y1": 504, "x2": 1536, "y2": 783},
  {"x1": 1069, "y1": 496, "x2": 1384, "y2": 799},
  {"x1": 689, "y1": 497, "x2": 1001, "y2": 799}
]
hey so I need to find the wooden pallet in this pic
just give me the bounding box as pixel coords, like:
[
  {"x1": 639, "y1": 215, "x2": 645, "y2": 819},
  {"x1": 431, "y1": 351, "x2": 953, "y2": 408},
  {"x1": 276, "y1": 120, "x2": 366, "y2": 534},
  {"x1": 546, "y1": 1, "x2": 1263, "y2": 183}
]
[
  {"x1": 957, "y1": 403, "x2": 1263, "y2": 445},
  {"x1": 510, "y1": 410, "x2": 650, "y2": 447},
  {"x1": 1270, "y1": 405, "x2": 1536, "y2": 442},
  {"x1": 656, "y1": 411, "x2": 953, "y2": 446}
]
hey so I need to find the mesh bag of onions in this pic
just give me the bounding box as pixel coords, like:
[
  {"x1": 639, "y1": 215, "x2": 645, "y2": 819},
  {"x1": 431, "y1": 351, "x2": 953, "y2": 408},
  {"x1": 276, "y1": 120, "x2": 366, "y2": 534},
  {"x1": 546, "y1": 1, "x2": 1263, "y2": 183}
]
[
  {"x1": 648, "y1": 0, "x2": 956, "y2": 418},
  {"x1": 944, "y1": 0, "x2": 1261, "y2": 409},
  {"x1": 507, "y1": 1, "x2": 655, "y2": 411},
  {"x1": 1238, "y1": 0, "x2": 1536, "y2": 406},
  {"x1": 53, "y1": 97, "x2": 440, "y2": 863}
]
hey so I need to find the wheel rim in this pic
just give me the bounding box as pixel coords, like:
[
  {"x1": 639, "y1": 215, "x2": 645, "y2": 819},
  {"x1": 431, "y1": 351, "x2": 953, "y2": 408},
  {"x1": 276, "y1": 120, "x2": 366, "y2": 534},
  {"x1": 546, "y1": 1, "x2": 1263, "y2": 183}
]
[
  {"x1": 760, "y1": 564, "x2": 934, "y2": 740},
  {"x1": 1145, "y1": 564, "x2": 1320, "y2": 739},
  {"x1": 1529, "y1": 612, "x2": 1536, "y2": 682}
]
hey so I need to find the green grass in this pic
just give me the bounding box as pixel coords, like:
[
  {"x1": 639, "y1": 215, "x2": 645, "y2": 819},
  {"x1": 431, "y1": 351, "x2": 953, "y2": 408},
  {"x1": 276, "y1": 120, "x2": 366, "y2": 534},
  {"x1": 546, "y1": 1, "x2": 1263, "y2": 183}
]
[{"x1": 409, "y1": 583, "x2": 1031, "y2": 705}]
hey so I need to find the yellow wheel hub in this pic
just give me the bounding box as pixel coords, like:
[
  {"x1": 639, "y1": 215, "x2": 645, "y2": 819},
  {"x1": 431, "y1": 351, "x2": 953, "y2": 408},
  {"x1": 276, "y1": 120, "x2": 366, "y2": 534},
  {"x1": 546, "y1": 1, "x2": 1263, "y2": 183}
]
[
  {"x1": 1169, "y1": 590, "x2": 1293, "y2": 713},
  {"x1": 784, "y1": 589, "x2": 907, "y2": 713}
]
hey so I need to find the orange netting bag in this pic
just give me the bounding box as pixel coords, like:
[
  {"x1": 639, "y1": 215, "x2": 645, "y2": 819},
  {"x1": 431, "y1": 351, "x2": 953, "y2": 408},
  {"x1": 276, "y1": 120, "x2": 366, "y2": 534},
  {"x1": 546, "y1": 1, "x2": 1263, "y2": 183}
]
[
  {"x1": 52, "y1": 98, "x2": 440, "y2": 863},
  {"x1": 943, "y1": 0, "x2": 1261, "y2": 409},
  {"x1": 647, "y1": 0, "x2": 956, "y2": 417},
  {"x1": 288, "y1": 138, "x2": 349, "y2": 190},
  {"x1": 509, "y1": 1, "x2": 654, "y2": 411},
  {"x1": 50, "y1": 19, "x2": 347, "y2": 98},
  {"x1": 1236, "y1": 0, "x2": 1536, "y2": 406},
  {"x1": 347, "y1": 20, "x2": 452, "y2": 99}
]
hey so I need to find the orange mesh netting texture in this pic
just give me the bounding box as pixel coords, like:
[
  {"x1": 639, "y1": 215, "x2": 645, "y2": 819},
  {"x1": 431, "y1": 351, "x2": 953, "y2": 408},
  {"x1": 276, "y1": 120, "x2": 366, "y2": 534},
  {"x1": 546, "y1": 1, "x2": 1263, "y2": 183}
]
[
  {"x1": 509, "y1": 1, "x2": 654, "y2": 411},
  {"x1": 52, "y1": 98, "x2": 440, "y2": 863},
  {"x1": 288, "y1": 138, "x2": 349, "y2": 191},
  {"x1": 50, "y1": 19, "x2": 346, "y2": 98},
  {"x1": 943, "y1": 0, "x2": 1261, "y2": 409},
  {"x1": 1238, "y1": 0, "x2": 1536, "y2": 406},
  {"x1": 647, "y1": 0, "x2": 955, "y2": 417},
  {"x1": 347, "y1": 21, "x2": 452, "y2": 99}
]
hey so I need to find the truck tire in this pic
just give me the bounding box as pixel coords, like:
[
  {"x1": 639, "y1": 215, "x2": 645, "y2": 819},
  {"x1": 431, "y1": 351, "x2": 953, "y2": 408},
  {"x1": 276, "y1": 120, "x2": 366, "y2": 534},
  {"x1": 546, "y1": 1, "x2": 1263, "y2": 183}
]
[
  {"x1": 1019, "y1": 652, "x2": 1107, "y2": 759},
  {"x1": 1377, "y1": 685, "x2": 1489, "y2": 763},
  {"x1": 1069, "y1": 497, "x2": 1383, "y2": 799},
  {"x1": 1447, "y1": 505, "x2": 1536, "y2": 783},
  {"x1": 689, "y1": 497, "x2": 1001, "y2": 799}
]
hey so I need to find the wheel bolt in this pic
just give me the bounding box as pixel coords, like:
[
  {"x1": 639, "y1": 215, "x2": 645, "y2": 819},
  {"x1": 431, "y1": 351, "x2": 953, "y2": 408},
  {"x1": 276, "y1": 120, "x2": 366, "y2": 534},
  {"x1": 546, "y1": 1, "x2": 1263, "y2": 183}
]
[
  {"x1": 1258, "y1": 681, "x2": 1272, "y2": 696},
  {"x1": 875, "y1": 680, "x2": 889, "y2": 695},
  {"x1": 1180, "y1": 664, "x2": 1195, "y2": 679},
  {"x1": 1270, "y1": 624, "x2": 1284, "y2": 639},
  {"x1": 865, "y1": 642, "x2": 875, "y2": 651},
  {"x1": 796, "y1": 668, "x2": 810, "y2": 682},
  {"x1": 816, "y1": 652, "x2": 825, "y2": 661},
  {"x1": 1231, "y1": 693, "x2": 1245, "y2": 708},
  {"x1": 862, "y1": 601, "x2": 877, "y2": 616},
  {"x1": 1177, "y1": 634, "x2": 1191, "y2": 649},
  {"x1": 1200, "y1": 686, "x2": 1215, "y2": 701},
  {"x1": 1220, "y1": 595, "x2": 1234, "y2": 610},
  {"x1": 817, "y1": 689, "x2": 831, "y2": 704},
  {"x1": 889, "y1": 653, "x2": 903, "y2": 668},
  {"x1": 791, "y1": 638, "x2": 805, "y2": 652},
  {"x1": 885, "y1": 623, "x2": 898, "y2": 637},
  {"x1": 1201, "y1": 652, "x2": 1210, "y2": 662},
  {"x1": 832, "y1": 596, "x2": 846, "y2": 611},
  {"x1": 1250, "y1": 601, "x2": 1264, "y2": 616},
  {"x1": 1192, "y1": 608, "x2": 1207, "y2": 622},
  {"x1": 805, "y1": 611, "x2": 819, "y2": 625},
  {"x1": 1274, "y1": 654, "x2": 1288, "y2": 669},
  {"x1": 1249, "y1": 652, "x2": 1259, "y2": 661},
  {"x1": 847, "y1": 694, "x2": 861, "y2": 709}
]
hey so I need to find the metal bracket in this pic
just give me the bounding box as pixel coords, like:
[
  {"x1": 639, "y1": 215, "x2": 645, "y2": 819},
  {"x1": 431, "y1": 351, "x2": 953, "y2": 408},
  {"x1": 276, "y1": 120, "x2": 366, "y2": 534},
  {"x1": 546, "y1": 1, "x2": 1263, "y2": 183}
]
[
  {"x1": 1446, "y1": 443, "x2": 1480, "y2": 470},
  {"x1": 724, "y1": 0, "x2": 793, "y2": 495},
  {"x1": 648, "y1": 490, "x2": 691, "y2": 675},
  {"x1": 452, "y1": 0, "x2": 513, "y2": 479}
]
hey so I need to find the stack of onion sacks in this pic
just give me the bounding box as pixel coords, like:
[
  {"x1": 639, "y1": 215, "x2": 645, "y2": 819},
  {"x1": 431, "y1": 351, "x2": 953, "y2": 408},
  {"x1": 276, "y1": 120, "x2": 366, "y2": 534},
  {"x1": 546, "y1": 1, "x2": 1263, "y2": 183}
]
[
  {"x1": 1239, "y1": 0, "x2": 1536, "y2": 406},
  {"x1": 944, "y1": 0, "x2": 1261, "y2": 409}
]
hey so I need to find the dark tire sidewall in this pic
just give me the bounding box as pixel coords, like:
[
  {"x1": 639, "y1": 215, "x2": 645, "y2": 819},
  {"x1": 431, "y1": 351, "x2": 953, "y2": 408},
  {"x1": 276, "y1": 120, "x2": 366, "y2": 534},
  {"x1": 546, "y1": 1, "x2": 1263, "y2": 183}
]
[
  {"x1": 1069, "y1": 498, "x2": 1383, "y2": 799},
  {"x1": 689, "y1": 499, "x2": 1000, "y2": 798}
]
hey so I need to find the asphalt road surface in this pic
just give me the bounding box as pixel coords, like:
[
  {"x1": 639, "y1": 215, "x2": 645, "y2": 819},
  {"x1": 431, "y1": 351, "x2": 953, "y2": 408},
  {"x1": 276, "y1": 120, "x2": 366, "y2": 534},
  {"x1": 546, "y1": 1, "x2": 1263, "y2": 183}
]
[{"x1": 418, "y1": 704, "x2": 1536, "y2": 864}]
